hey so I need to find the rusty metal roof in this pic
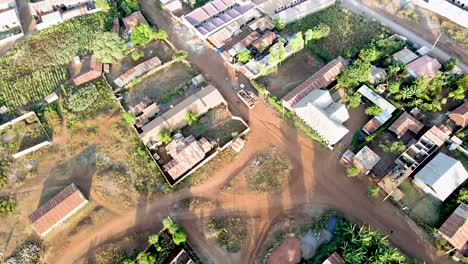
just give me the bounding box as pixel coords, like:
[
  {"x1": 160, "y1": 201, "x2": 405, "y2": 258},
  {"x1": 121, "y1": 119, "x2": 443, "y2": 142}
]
[
  {"x1": 449, "y1": 102, "x2": 468, "y2": 128},
  {"x1": 439, "y1": 203, "x2": 468, "y2": 250},
  {"x1": 29, "y1": 183, "x2": 88, "y2": 236},
  {"x1": 388, "y1": 112, "x2": 424, "y2": 138}
]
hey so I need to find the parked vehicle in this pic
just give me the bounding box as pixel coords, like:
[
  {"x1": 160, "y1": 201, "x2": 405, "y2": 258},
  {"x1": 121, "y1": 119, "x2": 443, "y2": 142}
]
[{"x1": 237, "y1": 89, "x2": 257, "y2": 109}]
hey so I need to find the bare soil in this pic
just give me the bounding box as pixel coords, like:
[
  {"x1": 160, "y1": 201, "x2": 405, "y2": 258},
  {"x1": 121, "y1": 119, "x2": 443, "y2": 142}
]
[{"x1": 257, "y1": 49, "x2": 324, "y2": 98}]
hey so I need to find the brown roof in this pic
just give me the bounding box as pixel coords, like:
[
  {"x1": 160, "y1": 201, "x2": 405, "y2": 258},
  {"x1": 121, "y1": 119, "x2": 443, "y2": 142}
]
[
  {"x1": 449, "y1": 102, "x2": 468, "y2": 128},
  {"x1": 111, "y1": 18, "x2": 120, "y2": 33},
  {"x1": 362, "y1": 117, "x2": 383, "y2": 135},
  {"x1": 281, "y1": 57, "x2": 347, "y2": 110},
  {"x1": 163, "y1": 134, "x2": 211, "y2": 180},
  {"x1": 123, "y1": 11, "x2": 148, "y2": 31},
  {"x1": 114, "y1": 56, "x2": 162, "y2": 88},
  {"x1": 267, "y1": 237, "x2": 301, "y2": 264},
  {"x1": 29, "y1": 183, "x2": 88, "y2": 236},
  {"x1": 406, "y1": 55, "x2": 442, "y2": 79},
  {"x1": 323, "y1": 252, "x2": 345, "y2": 264},
  {"x1": 252, "y1": 30, "x2": 276, "y2": 51},
  {"x1": 72, "y1": 55, "x2": 103, "y2": 86},
  {"x1": 388, "y1": 112, "x2": 424, "y2": 138},
  {"x1": 439, "y1": 203, "x2": 468, "y2": 251},
  {"x1": 233, "y1": 31, "x2": 260, "y2": 50}
]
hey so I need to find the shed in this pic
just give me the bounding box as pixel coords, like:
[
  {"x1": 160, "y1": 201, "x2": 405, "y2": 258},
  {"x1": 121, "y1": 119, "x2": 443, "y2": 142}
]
[
  {"x1": 44, "y1": 92, "x2": 58, "y2": 104},
  {"x1": 413, "y1": 153, "x2": 468, "y2": 201},
  {"x1": 368, "y1": 66, "x2": 387, "y2": 84},
  {"x1": 353, "y1": 146, "x2": 381, "y2": 174},
  {"x1": 449, "y1": 102, "x2": 468, "y2": 128},
  {"x1": 71, "y1": 55, "x2": 103, "y2": 86},
  {"x1": 438, "y1": 203, "x2": 468, "y2": 256},
  {"x1": 191, "y1": 74, "x2": 205, "y2": 86},
  {"x1": 29, "y1": 183, "x2": 88, "y2": 236},
  {"x1": 122, "y1": 11, "x2": 148, "y2": 32},
  {"x1": 392, "y1": 48, "x2": 418, "y2": 64}
]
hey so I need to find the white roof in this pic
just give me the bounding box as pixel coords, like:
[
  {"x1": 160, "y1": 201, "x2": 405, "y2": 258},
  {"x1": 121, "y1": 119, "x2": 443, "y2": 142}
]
[
  {"x1": 413, "y1": 153, "x2": 468, "y2": 201},
  {"x1": 293, "y1": 89, "x2": 349, "y2": 146},
  {"x1": 412, "y1": 0, "x2": 468, "y2": 29},
  {"x1": 353, "y1": 146, "x2": 381, "y2": 171},
  {"x1": 164, "y1": 0, "x2": 182, "y2": 12},
  {"x1": 357, "y1": 85, "x2": 396, "y2": 115}
]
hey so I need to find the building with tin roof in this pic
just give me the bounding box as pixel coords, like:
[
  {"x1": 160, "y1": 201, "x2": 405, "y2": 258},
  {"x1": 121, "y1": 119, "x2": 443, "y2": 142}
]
[
  {"x1": 388, "y1": 112, "x2": 424, "y2": 139},
  {"x1": 407, "y1": 55, "x2": 442, "y2": 79},
  {"x1": 438, "y1": 203, "x2": 468, "y2": 256},
  {"x1": 449, "y1": 102, "x2": 468, "y2": 129}
]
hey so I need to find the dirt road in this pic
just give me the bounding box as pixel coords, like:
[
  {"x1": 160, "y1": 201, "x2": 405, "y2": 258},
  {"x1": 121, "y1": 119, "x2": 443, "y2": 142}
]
[
  {"x1": 50, "y1": 2, "x2": 452, "y2": 263},
  {"x1": 342, "y1": 0, "x2": 468, "y2": 72}
]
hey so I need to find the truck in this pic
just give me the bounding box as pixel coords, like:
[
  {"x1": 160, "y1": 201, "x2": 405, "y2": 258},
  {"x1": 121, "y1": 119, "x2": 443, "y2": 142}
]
[{"x1": 237, "y1": 89, "x2": 257, "y2": 109}]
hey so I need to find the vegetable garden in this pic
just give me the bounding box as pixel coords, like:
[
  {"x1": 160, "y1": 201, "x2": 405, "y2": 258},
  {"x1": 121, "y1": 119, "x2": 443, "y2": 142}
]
[
  {"x1": 286, "y1": 6, "x2": 386, "y2": 60},
  {"x1": 0, "y1": 13, "x2": 107, "y2": 109}
]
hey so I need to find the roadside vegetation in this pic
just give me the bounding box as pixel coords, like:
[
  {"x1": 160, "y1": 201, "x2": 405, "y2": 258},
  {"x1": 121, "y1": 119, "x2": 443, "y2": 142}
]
[
  {"x1": 0, "y1": 196, "x2": 16, "y2": 216},
  {"x1": 0, "y1": 13, "x2": 106, "y2": 109},
  {"x1": 246, "y1": 149, "x2": 289, "y2": 192},
  {"x1": 208, "y1": 216, "x2": 248, "y2": 253}
]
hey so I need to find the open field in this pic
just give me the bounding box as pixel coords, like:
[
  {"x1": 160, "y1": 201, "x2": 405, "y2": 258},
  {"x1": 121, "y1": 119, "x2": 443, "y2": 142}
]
[
  {"x1": 257, "y1": 49, "x2": 324, "y2": 98},
  {"x1": 286, "y1": 6, "x2": 386, "y2": 59},
  {"x1": 121, "y1": 62, "x2": 198, "y2": 109}
]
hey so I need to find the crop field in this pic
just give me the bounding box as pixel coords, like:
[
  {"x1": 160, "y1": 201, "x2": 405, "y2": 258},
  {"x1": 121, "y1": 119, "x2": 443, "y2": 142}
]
[
  {"x1": 286, "y1": 6, "x2": 386, "y2": 59},
  {"x1": 0, "y1": 13, "x2": 106, "y2": 109}
]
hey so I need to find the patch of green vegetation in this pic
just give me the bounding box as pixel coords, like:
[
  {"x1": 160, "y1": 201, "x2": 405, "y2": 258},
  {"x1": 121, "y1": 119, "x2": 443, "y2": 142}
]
[
  {"x1": 63, "y1": 83, "x2": 99, "y2": 113},
  {"x1": 0, "y1": 196, "x2": 16, "y2": 216},
  {"x1": 158, "y1": 87, "x2": 183, "y2": 104},
  {"x1": 287, "y1": 6, "x2": 386, "y2": 58},
  {"x1": 246, "y1": 149, "x2": 289, "y2": 192},
  {"x1": 208, "y1": 216, "x2": 247, "y2": 253},
  {"x1": 0, "y1": 13, "x2": 106, "y2": 109},
  {"x1": 441, "y1": 21, "x2": 468, "y2": 49}
]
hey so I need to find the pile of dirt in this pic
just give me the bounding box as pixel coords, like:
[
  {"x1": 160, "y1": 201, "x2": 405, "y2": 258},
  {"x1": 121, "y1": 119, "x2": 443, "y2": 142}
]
[{"x1": 267, "y1": 237, "x2": 301, "y2": 264}]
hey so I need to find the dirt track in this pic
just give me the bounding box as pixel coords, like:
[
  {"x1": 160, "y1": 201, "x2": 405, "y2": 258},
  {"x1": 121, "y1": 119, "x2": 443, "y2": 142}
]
[{"x1": 48, "y1": 2, "x2": 452, "y2": 263}]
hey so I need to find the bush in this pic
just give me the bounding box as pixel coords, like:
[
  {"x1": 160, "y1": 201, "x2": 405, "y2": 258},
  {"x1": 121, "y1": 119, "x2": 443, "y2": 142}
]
[
  {"x1": 379, "y1": 139, "x2": 406, "y2": 154},
  {"x1": 444, "y1": 58, "x2": 457, "y2": 71},
  {"x1": 157, "y1": 128, "x2": 172, "y2": 144},
  {"x1": 345, "y1": 92, "x2": 361, "y2": 108},
  {"x1": 93, "y1": 32, "x2": 128, "y2": 64},
  {"x1": 365, "y1": 105, "x2": 383, "y2": 116},
  {"x1": 237, "y1": 49, "x2": 251, "y2": 63},
  {"x1": 172, "y1": 50, "x2": 188, "y2": 61},
  {"x1": 64, "y1": 84, "x2": 99, "y2": 112},
  {"x1": 131, "y1": 24, "x2": 155, "y2": 46},
  {"x1": 397, "y1": 8, "x2": 420, "y2": 21},
  {"x1": 346, "y1": 166, "x2": 360, "y2": 177},
  {"x1": 120, "y1": 0, "x2": 139, "y2": 16},
  {"x1": 0, "y1": 197, "x2": 16, "y2": 216},
  {"x1": 131, "y1": 50, "x2": 144, "y2": 61},
  {"x1": 272, "y1": 19, "x2": 285, "y2": 31},
  {"x1": 368, "y1": 185, "x2": 380, "y2": 197}
]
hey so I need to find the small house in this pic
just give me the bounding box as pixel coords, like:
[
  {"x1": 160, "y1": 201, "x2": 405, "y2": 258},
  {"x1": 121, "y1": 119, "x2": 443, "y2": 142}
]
[
  {"x1": 449, "y1": 102, "x2": 468, "y2": 129},
  {"x1": 406, "y1": 55, "x2": 442, "y2": 79},
  {"x1": 71, "y1": 55, "x2": 103, "y2": 86},
  {"x1": 29, "y1": 183, "x2": 88, "y2": 236},
  {"x1": 368, "y1": 66, "x2": 387, "y2": 84},
  {"x1": 388, "y1": 112, "x2": 424, "y2": 139},
  {"x1": 392, "y1": 47, "x2": 418, "y2": 65},
  {"x1": 438, "y1": 203, "x2": 468, "y2": 257},
  {"x1": 122, "y1": 11, "x2": 148, "y2": 32},
  {"x1": 353, "y1": 146, "x2": 381, "y2": 174},
  {"x1": 413, "y1": 153, "x2": 468, "y2": 201}
]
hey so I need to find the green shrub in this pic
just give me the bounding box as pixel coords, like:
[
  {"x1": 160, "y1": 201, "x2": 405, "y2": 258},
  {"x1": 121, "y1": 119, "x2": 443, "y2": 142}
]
[
  {"x1": 346, "y1": 166, "x2": 360, "y2": 177},
  {"x1": 368, "y1": 185, "x2": 380, "y2": 197},
  {"x1": 63, "y1": 84, "x2": 99, "y2": 112},
  {"x1": 184, "y1": 111, "x2": 200, "y2": 126},
  {"x1": 237, "y1": 49, "x2": 251, "y2": 63},
  {"x1": 365, "y1": 105, "x2": 383, "y2": 116},
  {"x1": 157, "y1": 128, "x2": 172, "y2": 144},
  {"x1": 172, "y1": 50, "x2": 188, "y2": 61},
  {"x1": 131, "y1": 50, "x2": 145, "y2": 61},
  {"x1": 120, "y1": 0, "x2": 139, "y2": 16},
  {"x1": 0, "y1": 197, "x2": 16, "y2": 216}
]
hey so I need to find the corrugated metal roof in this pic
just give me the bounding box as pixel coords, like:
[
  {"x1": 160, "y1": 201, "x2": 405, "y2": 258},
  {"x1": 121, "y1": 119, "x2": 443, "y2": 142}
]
[
  {"x1": 123, "y1": 11, "x2": 148, "y2": 31},
  {"x1": 439, "y1": 203, "x2": 468, "y2": 250},
  {"x1": 114, "y1": 56, "x2": 161, "y2": 88},
  {"x1": 449, "y1": 102, "x2": 468, "y2": 128},
  {"x1": 407, "y1": 55, "x2": 442, "y2": 79},
  {"x1": 353, "y1": 146, "x2": 381, "y2": 172},
  {"x1": 29, "y1": 183, "x2": 88, "y2": 236},
  {"x1": 322, "y1": 252, "x2": 345, "y2": 264},
  {"x1": 388, "y1": 112, "x2": 424, "y2": 138},
  {"x1": 392, "y1": 48, "x2": 418, "y2": 64},
  {"x1": 281, "y1": 57, "x2": 347, "y2": 110}
]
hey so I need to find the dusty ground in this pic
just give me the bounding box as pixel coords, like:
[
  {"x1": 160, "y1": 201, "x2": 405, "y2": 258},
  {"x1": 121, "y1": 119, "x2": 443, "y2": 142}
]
[
  {"x1": 33, "y1": 4, "x2": 452, "y2": 264},
  {"x1": 257, "y1": 49, "x2": 324, "y2": 98}
]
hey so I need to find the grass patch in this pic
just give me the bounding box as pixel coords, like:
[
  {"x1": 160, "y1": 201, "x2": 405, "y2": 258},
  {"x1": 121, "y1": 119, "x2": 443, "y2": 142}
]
[
  {"x1": 208, "y1": 216, "x2": 247, "y2": 253},
  {"x1": 246, "y1": 148, "x2": 289, "y2": 192},
  {"x1": 286, "y1": 6, "x2": 386, "y2": 58}
]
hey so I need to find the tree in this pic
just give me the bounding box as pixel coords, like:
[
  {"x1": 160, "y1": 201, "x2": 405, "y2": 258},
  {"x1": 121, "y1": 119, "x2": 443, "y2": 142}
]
[
  {"x1": 185, "y1": 111, "x2": 200, "y2": 126},
  {"x1": 157, "y1": 128, "x2": 172, "y2": 144},
  {"x1": 93, "y1": 32, "x2": 128, "y2": 64},
  {"x1": 346, "y1": 166, "x2": 360, "y2": 177},
  {"x1": 345, "y1": 92, "x2": 361, "y2": 108},
  {"x1": 131, "y1": 24, "x2": 156, "y2": 46},
  {"x1": 272, "y1": 19, "x2": 285, "y2": 31},
  {"x1": 444, "y1": 57, "x2": 457, "y2": 71},
  {"x1": 289, "y1": 31, "x2": 304, "y2": 53},
  {"x1": 337, "y1": 59, "x2": 371, "y2": 89},
  {"x1": 304, "y1": 23, "x2": 330, "y2": 45},
  {"x1": 131, "y1": 50, "x2": 144, "y2": 61},
  {"x1": 237, "y1": 49, "x2": 251, "y2": 63},
  {"x1": 359, "y1": 46, "x2": 377, "y2": 62},
  {"x1": 95, "y1": 0, "x2": 111, "y2": 13},
  {"x1": 387, "y1": 81, "x2": 400, "y2": 94},
  {"x1": 120, "y1": 0, "x2": 139, "y2": 16},
  {"x1": 368, "y1": 185, "x2": 380, "y2": 197},
  {"x1": 365, "y1": 105, "x2": 383, "y2": 116},
  {"x1": 172, "y1": 229, "x2": 187, "y2": 245},
  {"x1": 269, "y1": 42, "x2": 286, "y2": 65},
  {"x1": 153, "y1": 29, "x2": 168, "y2": 40},
  {"x1": 172, "y1": 50, "x2": 188, "y2": 61}
]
